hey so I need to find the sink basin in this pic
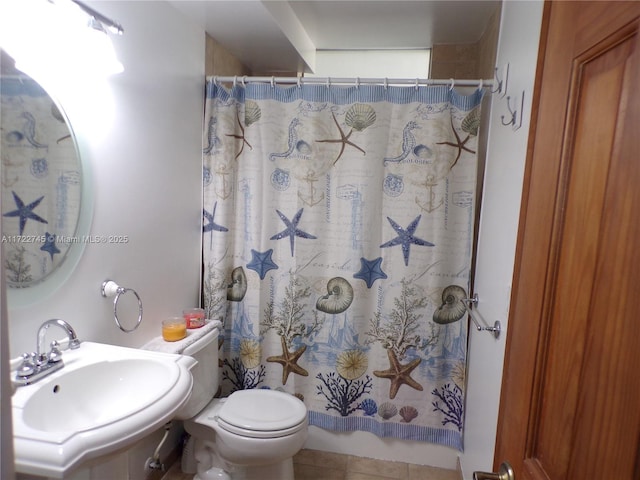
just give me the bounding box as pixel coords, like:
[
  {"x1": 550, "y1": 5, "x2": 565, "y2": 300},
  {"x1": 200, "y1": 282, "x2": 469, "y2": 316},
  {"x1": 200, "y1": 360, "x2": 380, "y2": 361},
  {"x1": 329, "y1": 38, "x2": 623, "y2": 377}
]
[
  {"x1": 11, "y1": 341, "x2": 196, "y2": 478},
  {"x1": 23, "y1": 358, "x2": 176, "y2": 433}
]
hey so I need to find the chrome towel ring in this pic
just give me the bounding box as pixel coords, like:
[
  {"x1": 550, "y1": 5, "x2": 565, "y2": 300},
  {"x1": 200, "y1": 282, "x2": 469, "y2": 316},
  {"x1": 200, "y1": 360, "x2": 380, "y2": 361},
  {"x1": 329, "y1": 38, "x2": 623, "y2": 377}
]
[{"x1": 101, "y1": 279, "x2": 143, "y2": 332}]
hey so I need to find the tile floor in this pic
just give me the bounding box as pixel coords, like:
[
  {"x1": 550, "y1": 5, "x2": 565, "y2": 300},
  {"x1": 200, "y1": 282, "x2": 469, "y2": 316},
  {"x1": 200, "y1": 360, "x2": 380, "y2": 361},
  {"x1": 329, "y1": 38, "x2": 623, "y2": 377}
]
[{"x1": 161, "y1": 448, "x2": 460, "y2": 480}]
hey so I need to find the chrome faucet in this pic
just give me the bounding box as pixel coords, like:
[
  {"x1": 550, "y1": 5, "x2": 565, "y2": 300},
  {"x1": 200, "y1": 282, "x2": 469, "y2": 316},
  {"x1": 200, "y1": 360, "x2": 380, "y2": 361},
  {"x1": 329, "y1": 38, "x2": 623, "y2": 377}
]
[
  {"x1": 13, "y1": 319, "x2": 81, "y2": 387},
  {"x1": 37, "y1": 318, "x2": 81, "y2": 361}
]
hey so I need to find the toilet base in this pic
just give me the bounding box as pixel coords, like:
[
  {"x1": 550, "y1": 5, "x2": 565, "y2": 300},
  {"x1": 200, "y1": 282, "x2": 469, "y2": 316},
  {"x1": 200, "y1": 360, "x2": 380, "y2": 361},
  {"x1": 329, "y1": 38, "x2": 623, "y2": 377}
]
[
  {"x1": 193, "y1": 458, "x2": 294, "y2": 480},
  {"x1": 195, "y1": 468, "x2": 230, "y2": 480}
]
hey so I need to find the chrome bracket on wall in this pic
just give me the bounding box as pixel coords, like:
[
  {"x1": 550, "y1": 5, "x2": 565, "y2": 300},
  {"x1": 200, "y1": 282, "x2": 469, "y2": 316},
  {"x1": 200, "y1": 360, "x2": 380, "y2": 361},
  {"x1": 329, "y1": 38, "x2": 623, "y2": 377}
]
[
  {"x1": 101, "y1": 279, "x2": 143, "y2": 332},
  {"x1": 491, "y1": 63, "x2": 509, "y2": 97},
  {"x1": 493, "y1": 62, "x2": 525, "y2": 131},
  {"x1": 464, "y1": 294, "x2": 501, "y2": 339},
  {"x1": 500, "y1": 91, "x2": 525, "y2": 131}
]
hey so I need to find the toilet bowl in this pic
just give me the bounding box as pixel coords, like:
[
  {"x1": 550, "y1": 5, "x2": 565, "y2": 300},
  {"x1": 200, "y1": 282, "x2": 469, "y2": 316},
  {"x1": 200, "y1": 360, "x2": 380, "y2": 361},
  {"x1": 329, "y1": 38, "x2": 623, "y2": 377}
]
[
  {"x1": 144, "y1": 322, "x2": 308, "y2": 480},
  {"x1": 184, "y1": 389, "x2": 308, "y2": 480}
]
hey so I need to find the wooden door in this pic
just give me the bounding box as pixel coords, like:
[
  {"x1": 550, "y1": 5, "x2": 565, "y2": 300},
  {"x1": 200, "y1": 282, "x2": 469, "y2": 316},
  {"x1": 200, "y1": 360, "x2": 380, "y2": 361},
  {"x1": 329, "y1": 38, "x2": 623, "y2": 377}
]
[{"x1": 493, "y1": 1, "x2": 640, "y2": 479}]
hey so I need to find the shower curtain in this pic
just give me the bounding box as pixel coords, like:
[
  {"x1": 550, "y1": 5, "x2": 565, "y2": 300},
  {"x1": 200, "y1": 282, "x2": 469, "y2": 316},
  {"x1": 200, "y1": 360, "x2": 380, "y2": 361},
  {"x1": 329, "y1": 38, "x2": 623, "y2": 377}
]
[{"x1": 202, "y1": 79, "x2": 483, "y2": 451}]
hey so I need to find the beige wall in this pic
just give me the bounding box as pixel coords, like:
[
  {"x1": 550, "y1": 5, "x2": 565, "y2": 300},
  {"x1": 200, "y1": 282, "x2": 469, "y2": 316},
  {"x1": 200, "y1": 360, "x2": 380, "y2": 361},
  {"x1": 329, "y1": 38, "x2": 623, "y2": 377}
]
[
  {"x1": 430, "y1": 4, "x2": 501, "y2": 79},
  {"x1": 430, "y1": 43, "x2": 479, "y2": 79},
  {"x1": 205, "y1": 33, "x2": 299, "y2": 77},
  {"x1": 476, "y1": 4, "x2": 501, "y2": 79},
  {"x1": 205, "y1": 34, "x2": 251, "y2": 77}
]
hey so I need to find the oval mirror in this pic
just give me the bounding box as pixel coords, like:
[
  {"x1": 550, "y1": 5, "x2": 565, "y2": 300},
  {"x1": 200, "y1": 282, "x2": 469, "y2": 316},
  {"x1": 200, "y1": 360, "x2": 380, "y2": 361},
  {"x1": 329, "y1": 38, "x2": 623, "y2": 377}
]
[{"x1": 1, "y1": 51, "x2": 84, "y2": 295}]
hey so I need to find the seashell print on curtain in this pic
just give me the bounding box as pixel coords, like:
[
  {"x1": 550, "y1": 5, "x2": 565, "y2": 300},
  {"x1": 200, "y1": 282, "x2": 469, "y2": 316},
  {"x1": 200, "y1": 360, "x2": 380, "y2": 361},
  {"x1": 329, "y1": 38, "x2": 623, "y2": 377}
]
[{"x1": 202, "y1": 80, "x2": 484, "y2": 450}]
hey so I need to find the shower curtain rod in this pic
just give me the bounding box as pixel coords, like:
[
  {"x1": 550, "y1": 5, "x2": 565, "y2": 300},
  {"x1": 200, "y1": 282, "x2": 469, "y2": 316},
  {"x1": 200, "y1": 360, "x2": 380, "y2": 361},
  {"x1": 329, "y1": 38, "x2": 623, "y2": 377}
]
[{"x1": 209, "y1": 75, "x2": 494, "y2": 89}]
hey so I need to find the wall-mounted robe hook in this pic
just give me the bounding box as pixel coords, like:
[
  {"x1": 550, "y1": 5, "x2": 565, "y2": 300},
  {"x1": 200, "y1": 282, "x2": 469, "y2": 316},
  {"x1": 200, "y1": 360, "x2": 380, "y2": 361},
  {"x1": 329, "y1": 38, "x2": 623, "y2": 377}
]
[
  {"x1": 501, "y1": 91, "x2": 525, "y2": 131},
  {"x1": 491, "y1": 63, "x2": 509, "y2": 97}
]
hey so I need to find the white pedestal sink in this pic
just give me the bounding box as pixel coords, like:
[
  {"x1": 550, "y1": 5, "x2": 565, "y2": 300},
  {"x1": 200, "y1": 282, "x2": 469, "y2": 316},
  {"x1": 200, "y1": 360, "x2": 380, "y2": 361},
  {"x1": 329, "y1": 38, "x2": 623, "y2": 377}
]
[{"x1": 11, "y1": 342, "x2": 196, "y2": 478}]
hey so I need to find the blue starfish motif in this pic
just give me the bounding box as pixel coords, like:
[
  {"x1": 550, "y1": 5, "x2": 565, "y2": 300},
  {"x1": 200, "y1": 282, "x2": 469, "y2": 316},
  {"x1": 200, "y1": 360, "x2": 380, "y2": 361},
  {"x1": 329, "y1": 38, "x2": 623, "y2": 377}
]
[
  {"x1": 353, "y1": 256, "x2": 387, "y2": 288},
  {"x1": 3, "y1": 191, "x2": 48, "y2": 235},
  {"x1": 40, "y1": 232, "x2": 60, "y2": 260},
  {"x1": 380, "y1": 215, "x2": 434, "y2": 266},
  {"x1": 203, "y1": 202, "x2": 228, "y2": 233},
  {"x1": 270, "y1": 208, "x2": 317, "y2": 256},
  {"x1": 246, "y1": 249, "x2": 279, "y2": 280}
]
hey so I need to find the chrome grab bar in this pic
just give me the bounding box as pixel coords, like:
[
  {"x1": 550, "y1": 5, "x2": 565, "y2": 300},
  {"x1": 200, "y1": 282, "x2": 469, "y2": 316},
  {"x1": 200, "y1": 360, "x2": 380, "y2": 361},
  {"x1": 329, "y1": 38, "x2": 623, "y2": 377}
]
[{"x1": 465, "y1": 294, "x2": 502, "y2": 339}]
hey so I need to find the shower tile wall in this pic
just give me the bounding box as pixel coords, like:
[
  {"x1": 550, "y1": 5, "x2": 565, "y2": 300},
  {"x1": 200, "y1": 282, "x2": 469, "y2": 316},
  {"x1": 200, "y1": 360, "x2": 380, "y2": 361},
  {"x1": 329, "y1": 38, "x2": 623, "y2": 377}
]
[
  {"x1": 431, "y1": 44, "x2": 479, "y2": 79},
  {"x1": 430, "y1": 3, "x2": 501, "y2": 80}
]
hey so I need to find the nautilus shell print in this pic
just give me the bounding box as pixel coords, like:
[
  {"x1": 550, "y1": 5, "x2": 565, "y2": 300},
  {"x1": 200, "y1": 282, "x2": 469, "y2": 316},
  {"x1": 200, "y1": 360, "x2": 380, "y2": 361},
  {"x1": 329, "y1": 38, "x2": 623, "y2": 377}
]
[
  {"x1": 316, "y1": 277, "x2": 354, "y2": 314},
  {"x1": 296, "y1": 140, "x2": 312, "y2": 155},
  {"x1": 227, "y1": 266, "x2": 248, "y2": 302},
  {"x1": 432, "y1": 285, "x2": 468, "y2": 324}
]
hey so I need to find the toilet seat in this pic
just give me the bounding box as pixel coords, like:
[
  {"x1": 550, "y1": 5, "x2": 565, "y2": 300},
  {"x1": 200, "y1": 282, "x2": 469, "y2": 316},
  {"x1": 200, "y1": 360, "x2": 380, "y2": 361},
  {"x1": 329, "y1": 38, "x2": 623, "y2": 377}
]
[
  {"x1": 216, "y1": 417, "x2": 306, "y2": 439},
  {"x1": 213, "y1": 390, "x2": 307, "y2": 439}
]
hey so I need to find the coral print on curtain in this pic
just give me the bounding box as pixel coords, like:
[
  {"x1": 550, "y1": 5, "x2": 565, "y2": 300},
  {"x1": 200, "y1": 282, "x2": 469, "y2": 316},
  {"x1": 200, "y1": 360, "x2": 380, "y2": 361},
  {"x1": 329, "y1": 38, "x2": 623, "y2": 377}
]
[{"x1": 202, "y1": 79, "x2": 484, "y2": 450}]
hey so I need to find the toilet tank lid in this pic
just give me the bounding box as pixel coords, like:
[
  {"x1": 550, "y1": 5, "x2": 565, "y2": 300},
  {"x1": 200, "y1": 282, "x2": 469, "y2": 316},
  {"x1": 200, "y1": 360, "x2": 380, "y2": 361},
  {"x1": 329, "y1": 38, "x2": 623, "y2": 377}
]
[{"x1": 218, "y1": 389, "x2": 307, "y2": 431}]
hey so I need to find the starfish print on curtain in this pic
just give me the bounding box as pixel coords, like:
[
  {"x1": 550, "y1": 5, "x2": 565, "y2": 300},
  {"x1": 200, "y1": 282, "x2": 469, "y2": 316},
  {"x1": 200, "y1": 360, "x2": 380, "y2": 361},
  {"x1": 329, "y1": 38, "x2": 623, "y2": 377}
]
[
  {"x1": 270, "y1": 208, "x2": 317, "y2": 256},
  {"x1": 436, "y1": 108, "x2": 480, "y2": 169},
  {"x1": 379, "y1": 215, "x2": 434, "y2": 266},
  {"x1": 267, "y1": 336, "x2": 309, "y2": 384},
  {"x1": 374, "y1": 348, "x2": 423, "y2": 399}
]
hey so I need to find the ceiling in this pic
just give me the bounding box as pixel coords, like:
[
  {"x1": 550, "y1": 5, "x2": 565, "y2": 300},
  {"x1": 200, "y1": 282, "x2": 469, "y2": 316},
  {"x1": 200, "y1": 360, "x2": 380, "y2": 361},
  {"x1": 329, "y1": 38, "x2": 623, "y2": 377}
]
[{"x1": 167, "y1": 0, "x2": 501, "y2": 74}]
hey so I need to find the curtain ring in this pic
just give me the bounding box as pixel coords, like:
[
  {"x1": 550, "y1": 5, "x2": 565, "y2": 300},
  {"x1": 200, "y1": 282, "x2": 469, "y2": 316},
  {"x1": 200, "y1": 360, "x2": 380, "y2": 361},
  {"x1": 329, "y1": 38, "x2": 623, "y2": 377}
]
[
  {"x1": 241, "y1": 75, "x2": 246, "y2": 87},
  {"x1": 478, "y1": 79, "x2": 483, "y2": 90},
  {"x1": 297, "y1": 76, "x2": 301, "y2": 88},
  {"x1": 415, "y1": 78, "x2": 419, "y2": 90},
  {"x1": 449, "y1": 78, "x2": 455, "y2": 91},
  {"x1": 355, "y1": 77, "x2": 360, "y2": 89},
  {"x1": 233, "y1": 76, "x2": 237, "y2": 88},
  {"x1": 326, "y1": 77, "x2": 331, "y2": 89},
  {"x1": 213, "y1": 76, "x2": 219, "y2": 86},
  {"x1": 270, "y1": 76, "x2": 275, "y2": 88},
  {"x1": 384, "y1": 78, "x2": 389, "y2": 90}
]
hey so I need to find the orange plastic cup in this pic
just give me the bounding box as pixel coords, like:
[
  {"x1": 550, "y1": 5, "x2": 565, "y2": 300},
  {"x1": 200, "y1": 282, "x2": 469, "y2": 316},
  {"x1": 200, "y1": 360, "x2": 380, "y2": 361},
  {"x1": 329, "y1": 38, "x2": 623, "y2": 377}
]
[{"x1": 162, "y1": 317, "x2": 187, "y2": 342}]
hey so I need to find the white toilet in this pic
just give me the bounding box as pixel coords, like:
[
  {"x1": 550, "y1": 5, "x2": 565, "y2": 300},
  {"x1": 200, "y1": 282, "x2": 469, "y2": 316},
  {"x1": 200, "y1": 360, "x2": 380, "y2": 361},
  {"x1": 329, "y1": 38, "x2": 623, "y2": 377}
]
[{"x1": 172, "y1": 323, "x2": 308, "y2": 480}]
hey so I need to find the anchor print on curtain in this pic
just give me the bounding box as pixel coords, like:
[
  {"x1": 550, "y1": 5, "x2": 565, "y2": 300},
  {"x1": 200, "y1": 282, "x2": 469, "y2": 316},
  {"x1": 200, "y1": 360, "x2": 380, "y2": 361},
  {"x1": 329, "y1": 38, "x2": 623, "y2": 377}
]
[{"x1": 202, "y1": 80, "x2": 484, "y2": 450}]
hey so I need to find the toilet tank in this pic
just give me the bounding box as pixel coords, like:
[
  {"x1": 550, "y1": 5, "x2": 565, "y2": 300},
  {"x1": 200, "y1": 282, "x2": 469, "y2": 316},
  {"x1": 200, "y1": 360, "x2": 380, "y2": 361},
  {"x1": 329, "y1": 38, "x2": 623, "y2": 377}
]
[{"x1": 174, "y1": 325, "x2": 220, "y2": 420}]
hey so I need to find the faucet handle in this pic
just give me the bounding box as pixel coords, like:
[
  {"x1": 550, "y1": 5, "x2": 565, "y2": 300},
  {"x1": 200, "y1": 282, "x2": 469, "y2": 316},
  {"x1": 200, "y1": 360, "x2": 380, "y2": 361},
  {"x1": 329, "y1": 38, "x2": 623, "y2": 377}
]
[
  {"x1": 16, "y1": 353, "x2": 35, "y2": 378},
  {"x1": 48, "y1": 341, "x2": 63, "y2": 363}
]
